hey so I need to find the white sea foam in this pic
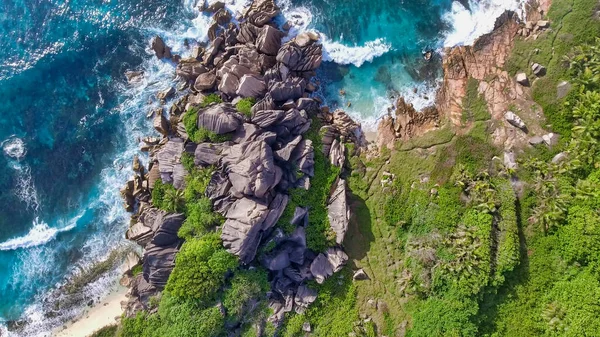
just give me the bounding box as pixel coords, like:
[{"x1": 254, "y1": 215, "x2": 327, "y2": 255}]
[
  {"x1": 0, "y1": 218, "x2": 73, "y2": 251},
  {"x1": 2, "y1": 137, "x2": 27, "y2": 159},
  {"x1": 444, "y1": 0, "x2": 526, "y2": 47},
  {"x1": 12, "y1": 165, "x2": 40, "y2": 212},
  {"x1": 321, "y1": 36, "x2": 392, "y2": 67}
]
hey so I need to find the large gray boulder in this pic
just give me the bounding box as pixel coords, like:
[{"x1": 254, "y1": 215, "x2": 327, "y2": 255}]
[
  {"x1": 505, "y1": 111, "x2": 527, "y2": 130},
  {"x1": 269, "y1": 77, "x2": 306, "y2": 102},
  {"x1": 310, "y1": 248, "x2": 348, "y2": 284},
  {"x1": 256, "y1": 25, "x2": 285, "y2": 56},
  {"x1": 221, "y1": 197, "x2": 270, "y2": 263},
  {"x1": 294, "y1": 285, "x2": 317, "y2": 314},
  {"x1": 176, "y1": 59, "x2": 209, "y2": 80},
  {"x1": 194, "y1": 142, "x2": 230, "y2": 166},
  {"x1": 151, "y1": 36, "x2": 171, "y2": 59},
  {"x1": 327, "y1": 178, "x2": 349, "y2": 245},
  {"x1": 222, "y1": 140, "x2": 282, "y2": 198},
  {"x1": 290, "y1": 139, "x2": 315, "y2": 177},
  {"x1": 157, "y1": 138, "x2": 185, "y2": 185},
  {"x1": 328, "y1": 138, "x2": 345, "y2": 167},
  {"x1": 277, "y1": 42, "x2": 323, "y2": 72},
  {"x1": 252, "y1": 109, "x2": 285, "y2": 128},
  {"x1": 194, "y1": 71, "x2": 217, "y2": 91},
  {"x1": 236, "y1": 74, "x2": 267, "y2": 98},
  {"x1": 246, "y1": 0, "x2": 280, "y2": 27},
  {"x1": 197, "y1": 103, "x2": 243, "y2": 134}
]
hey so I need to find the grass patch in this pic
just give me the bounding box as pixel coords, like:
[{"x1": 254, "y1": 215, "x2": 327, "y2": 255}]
[
  {"x1": 461, "y1": 78, "x2": 491, "y2": 124},
  {"x1": 235, "y1": 97, "x2": 256, "y2": 118},
  {"x1": 395, "y1": 123, "x2": 455, "y2": 151}
]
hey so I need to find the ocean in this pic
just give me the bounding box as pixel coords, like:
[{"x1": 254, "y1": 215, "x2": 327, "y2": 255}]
[{"x1": 0, "y1": 0, "x2": 523, "y2": 335}]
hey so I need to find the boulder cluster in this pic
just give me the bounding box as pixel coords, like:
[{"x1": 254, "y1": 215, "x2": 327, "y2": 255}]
[{"x1": 120, "y1": 0, "x2": 365, "y2": 323}]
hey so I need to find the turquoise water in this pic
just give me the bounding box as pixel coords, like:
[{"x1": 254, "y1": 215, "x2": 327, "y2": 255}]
[{"x1": 0, "y1": 0, "x2": 515, "y2": 334}]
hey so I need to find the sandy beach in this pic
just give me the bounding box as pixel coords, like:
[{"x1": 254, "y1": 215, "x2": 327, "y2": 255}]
[{"x1": 53, "y1": 284, "x2": 127, "y2": 337}]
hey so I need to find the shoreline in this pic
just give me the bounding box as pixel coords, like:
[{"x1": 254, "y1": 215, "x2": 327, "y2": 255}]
[{"x1": 52, "y1": 283, "x2": 127, "y2": 337}]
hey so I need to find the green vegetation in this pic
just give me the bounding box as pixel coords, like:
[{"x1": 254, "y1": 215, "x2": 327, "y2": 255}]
[
  {"x1": 182, "y1": 94, "x2": 229, "y2": 143},
  {"x1": 505, "y1": 0, "x2": 600, "y2": 137},
  {"x1": 281, "y1": 269, "x2": 359, "y2": 337},
  {"x1": 151, "y1": 179, "x2": 184, "y2": 213},
  {"x1": 236, "y1": 97, "x2": 256, "y2": 118},
  {"x1": 277, "y1": 118, "x2": 339, "y2": 252},
  {"x1": 90, "y1": 325, "x2": 118, "y2": 337},
  {"x1": 461, "y1": 78, "x2": 491, "y2": 124},
  {"x1": 131, "y1": 264, "x2": 143, "y2": 276},
  {"x1": 166, "y1": 233, "x2": 238, "y2": 302}
]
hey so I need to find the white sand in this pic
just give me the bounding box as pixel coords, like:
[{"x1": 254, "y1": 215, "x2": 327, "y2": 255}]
[{"x1": 53, "y1": 284, "x2": 127, "y2": 337}]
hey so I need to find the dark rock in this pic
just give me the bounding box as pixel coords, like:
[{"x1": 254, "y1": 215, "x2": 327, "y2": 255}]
[
  {"x1": 236, "y1": 74, "x2": 267, "y2": 98},
  {"x1": 246, "y1": 0, "x2": 280, "y2": 27},
  {"x1": 269, "y1": 77, "x2": 306, "y2": 102},
  {"x1": 504, "y1": 111, "x2": 526, "y2": 130},
  {"x1": 213, "y1": 8, "x2": 231, "y2": 25},
  {"x1": 157, "y1": 138, "x2": 185, "y2": 185},
  {"x1": 176, "y1": 59, "x2": 209, "y2": 80},
  {"x1": 263, "y1": 193, "x2": 289, "y2": 231},
  {"x1": 237, "y1": 22, "x2": 259, "y2": 44},
  {"x1": 310, "y1": 248, "x2": 348, "y2": 284},
  {"x1": 290, "y1": 207, "x2": 308, "y2": 226},
  {"x1": 252, "y1": 109, "x2": 285, "y2": 128},
  {"x1": 157, "y1": 87, "x2": 175, "y2": 101},
  {"x1": 205, "y1": 1, "x2": 225, "y2": 12},
  {"x1": 275, "y1": 135, "x2": 302, "y2": 161},
  {"x1": 353, "y1": 268, "x2": 369, "y2": 280},
  {"x1": 532, "y1": 63, "x2": 546, "y2": 77},
  {"x1": 290, "y1": 139, "x2": 314, "y2": 177},
  {"x1": 256, "y1": 25, "x2": 285, "y2": 56},
  {"x1": 194, "y1": 71, "x2": 217, "y2": 91},
  {"x1": 194, "y1": 142, "x2": 230, "y2": 166},
  {"x1": 516, "y1": 72, "x2": 529, "y2": 86},
  {"x1": 222, "y1": 197, "x2": 270, "y2": 263},
  {"x1": 294, "y1": 285, "x2": 317, "y2": 314},
  {"x1": 206, "y1": 169, "x2": 234, "y2": 214},
  {"x1": 153, "y1": 113, "x2": 170, "y2": 136},
  {"x1": 151, "y1": 36, "x2": 170, "y2": 59},
  {"x1": 222, "y1": 140, "x2": 282, "y2": 198},
  {"x1": 197, "y1": 103, "x2": 243, "y2": 134},
  {"x1": 328, "y1": 138, "x2": 344, "y2": 167}
]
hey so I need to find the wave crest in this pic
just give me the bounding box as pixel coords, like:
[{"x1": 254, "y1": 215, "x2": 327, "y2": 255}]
[
  {"x1": 2, "y1": 136, "x2": 27, "y2": 159},
  {"x1": 322, "y1": 36, "x2": 392, "y2": 67},
  {"x1": 0, "y1": 218, "x2": 66, "y2": 251},
  {"x1": 443, "y1": 0, "x2": 526, "y2": 47}
]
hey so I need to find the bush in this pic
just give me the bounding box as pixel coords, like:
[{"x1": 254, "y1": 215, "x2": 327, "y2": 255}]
[
  {"x1": 151, "y1": 179, "x2": 184, "y2": 212},
  {"x1": 165, "y1": 233, "x2": 238, "y2": 303},
  {"x1": 223, "y1": 269, "x2": 269, "y2": 320},
  {"x1": 178, "y1": 198, "x2": 222, "y2": 240},
  {"x1": 236, "y1": 97, "x2": 256, "y2": 118},
  {"x1": 90, "y1": 325, "x2": 117, "y2": 337},
  {"x1": 277, "y1": 118, "x2": 338, "y2": 252}
]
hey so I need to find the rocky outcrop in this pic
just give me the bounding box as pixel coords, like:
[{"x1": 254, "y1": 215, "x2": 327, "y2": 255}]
[
  {"x1": 377, "y1": 98, "x2": 440, "y2": 150},
  {"x1": 122, "y1": 0, "x2": 358, "y2": 325}
]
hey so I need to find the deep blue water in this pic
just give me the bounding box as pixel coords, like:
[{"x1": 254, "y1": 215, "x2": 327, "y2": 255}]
[{"x1": 0, "y1": 0, "x2": 510, "y2": 334}]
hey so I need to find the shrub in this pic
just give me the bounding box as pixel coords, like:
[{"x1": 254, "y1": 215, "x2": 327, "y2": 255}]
[
  {"x1": 166, "y1": 233, "x2": 238, "y2": 303},
  {"x1": 151, "y1": 179, "x2": 183, "y2": 212},
  {"x1": 236, "y1": 97, "x2": 256, "y2": 118},
  {"x1": 178, "y1": 198, "x2": 222, "y2": 240},
  {"x1": 223, "y1": 269, "x2": 269, "y2": 320},
  {"x1": 182, "y1": 94, "x2": 228, "y2": 144},
  {"x1": 90, "y1": 325, "x2": 117, "y2": 337}
]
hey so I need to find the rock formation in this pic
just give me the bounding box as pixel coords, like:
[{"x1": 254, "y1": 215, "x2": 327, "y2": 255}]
[{"x1": 120, "y1": 0, "x2": 359, "y2": 326}]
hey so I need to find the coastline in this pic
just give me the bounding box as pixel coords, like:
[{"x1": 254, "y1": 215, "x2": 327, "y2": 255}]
[{"x1": 52, "y1": 283, "x2": 126, "y2": 337}]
